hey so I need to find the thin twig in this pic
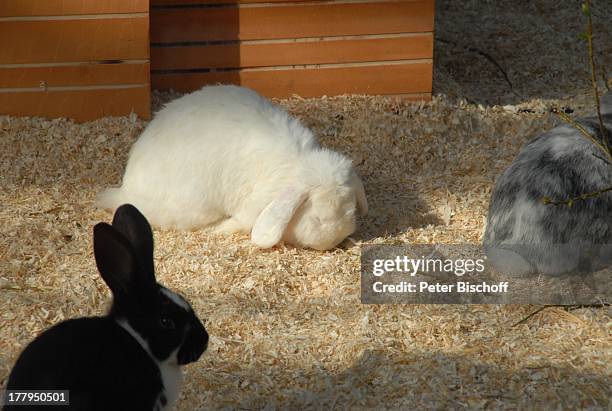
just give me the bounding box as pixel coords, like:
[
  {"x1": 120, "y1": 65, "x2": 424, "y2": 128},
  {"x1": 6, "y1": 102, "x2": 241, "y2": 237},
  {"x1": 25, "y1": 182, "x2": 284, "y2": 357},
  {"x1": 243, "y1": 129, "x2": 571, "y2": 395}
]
[
  {"x1": 582, "y1": 1, "x2": 609, "y2": 150},
  {"x1": 552, "y1": 109, "x2": 611, "y2": 161},
  {"x1": 512, "y1": 306, "x2": 552, "y2": 327},
  {"x1": 566, "y1": 303, "x2": 610, "y2": 311},
  {"x1": 543, "y1": 2, "x2": 612, "y2": 207},
  {"x1": 592, "y1": 152, "x2": 612, "y2": 166},
  {"x1": 542, "y1": 185, "x2": 612, "y2": 206}
]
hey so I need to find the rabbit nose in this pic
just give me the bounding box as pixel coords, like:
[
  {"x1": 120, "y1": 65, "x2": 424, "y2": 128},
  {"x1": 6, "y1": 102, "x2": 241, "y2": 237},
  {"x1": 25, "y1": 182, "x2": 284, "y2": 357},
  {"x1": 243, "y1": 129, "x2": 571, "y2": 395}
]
[{"x1": 177, "y1": 318, "x2": 208, "y2": 365}]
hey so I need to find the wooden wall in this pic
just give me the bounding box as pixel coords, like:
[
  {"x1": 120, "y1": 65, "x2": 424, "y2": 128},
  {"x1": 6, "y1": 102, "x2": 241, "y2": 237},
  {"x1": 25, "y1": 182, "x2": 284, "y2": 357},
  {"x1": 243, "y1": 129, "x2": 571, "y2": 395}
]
[
  {"x1": 0, "y1": 0, "x2": 151, "y2": 122},
  {"x1": 150, "y1": 0, "x2": 434, "y2": 99},
  {"x1": 0, "y1": 0, "x2": 434, "y2": 121}
]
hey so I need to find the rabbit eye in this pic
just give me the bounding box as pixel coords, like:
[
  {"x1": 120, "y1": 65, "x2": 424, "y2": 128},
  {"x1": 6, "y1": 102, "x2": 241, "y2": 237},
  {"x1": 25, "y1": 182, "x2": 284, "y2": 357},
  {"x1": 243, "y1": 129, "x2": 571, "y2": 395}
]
[{"x1": 160, "y1": 317, "x2": 175, "y2": 329}]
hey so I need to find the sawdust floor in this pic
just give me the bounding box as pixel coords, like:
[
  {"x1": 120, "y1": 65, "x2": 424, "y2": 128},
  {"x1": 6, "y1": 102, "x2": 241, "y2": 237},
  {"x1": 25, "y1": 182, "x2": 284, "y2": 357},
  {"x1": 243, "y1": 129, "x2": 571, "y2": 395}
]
[{"x1": 1, "y1": 0, "x2": 611, "y2": 409}]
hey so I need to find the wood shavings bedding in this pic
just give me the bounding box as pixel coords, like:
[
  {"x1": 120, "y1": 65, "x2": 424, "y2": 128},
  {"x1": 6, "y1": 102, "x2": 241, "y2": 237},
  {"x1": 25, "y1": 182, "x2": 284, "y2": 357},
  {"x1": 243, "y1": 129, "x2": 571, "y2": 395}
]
[{"x1": 1, "y1": 0, "x2": 611, "y2": 409}]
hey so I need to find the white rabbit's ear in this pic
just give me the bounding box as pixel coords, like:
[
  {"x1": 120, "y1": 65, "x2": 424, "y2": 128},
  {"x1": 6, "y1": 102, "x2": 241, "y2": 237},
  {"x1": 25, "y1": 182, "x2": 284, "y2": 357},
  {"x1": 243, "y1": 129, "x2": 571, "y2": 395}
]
[
  {"x1": 251, "y1": 188, "x2": 308, "y2": 248},
  {"x1": 350, "y1": 171, "x2": 368, "y2": 216}
]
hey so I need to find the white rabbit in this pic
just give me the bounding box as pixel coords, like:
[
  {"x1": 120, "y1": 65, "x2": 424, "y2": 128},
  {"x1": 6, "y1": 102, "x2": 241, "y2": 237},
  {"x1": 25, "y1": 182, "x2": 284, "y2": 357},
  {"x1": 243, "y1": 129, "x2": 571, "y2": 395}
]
[{"x1": 98, "y1": 85, "x2": 367, "y2": 250}]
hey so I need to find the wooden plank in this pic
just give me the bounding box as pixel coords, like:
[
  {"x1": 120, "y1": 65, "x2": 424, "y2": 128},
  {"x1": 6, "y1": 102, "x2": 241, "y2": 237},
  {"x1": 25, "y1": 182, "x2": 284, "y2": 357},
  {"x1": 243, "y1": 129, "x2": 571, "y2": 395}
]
[
  {"x1": 151, "y1": 1, "x2": 435, "y2": 43},
  {"x1": 0, "y1": 0, "x2": 148, "y2": 17},
  {"x1": 0, "y1": 87, "x2": 151, "y2": 121},
  {"x1": 0, "y1": 17, "x2": 149, "y2": 64},
  {"x1": 0, "y1": 63, "x2": 149, "y2": 88},
  {"x1": 152, "y1": 34, "x2": 433, "y2": 70},
  {"x1": 152, "y1": 0, "x2": 308, "y2": 4},
  {"x1": 151, "y1": 61, "x2": 432, "y2": 97}
]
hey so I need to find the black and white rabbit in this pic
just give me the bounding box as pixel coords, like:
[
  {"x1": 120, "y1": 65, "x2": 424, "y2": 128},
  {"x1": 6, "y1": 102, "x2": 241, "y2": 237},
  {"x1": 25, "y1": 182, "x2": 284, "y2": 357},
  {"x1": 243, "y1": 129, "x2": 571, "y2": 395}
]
[
  {"x1": 3, "y1": 204, "x2": 208, "y2": 411},
  {"x1": 483, "y1": 91, "x2": 612, "y2": 276}
]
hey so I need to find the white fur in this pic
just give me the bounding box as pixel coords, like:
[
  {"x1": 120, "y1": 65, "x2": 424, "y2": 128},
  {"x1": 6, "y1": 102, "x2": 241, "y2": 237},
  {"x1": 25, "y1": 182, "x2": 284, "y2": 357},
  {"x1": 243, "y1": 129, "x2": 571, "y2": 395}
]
[
  {"x1": 155, "y1": 348, "x2": 182, "y2": 411},
  {"x1": 508, "y1": 195, "x2": 544, "y2": 243},
  {"x1": 160, "y1": 287, "x2": 190, "y2": 311},
  {"x1": 117, "y1": 320, "x2": 182, "y2": 411},
  {"x1": 98, "y1": 85, "x2": 367, "y2": 250}
]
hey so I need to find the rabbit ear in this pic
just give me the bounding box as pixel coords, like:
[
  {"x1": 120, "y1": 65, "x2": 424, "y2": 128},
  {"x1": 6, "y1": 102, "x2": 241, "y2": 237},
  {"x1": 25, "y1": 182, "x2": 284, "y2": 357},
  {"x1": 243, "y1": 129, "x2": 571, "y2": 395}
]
[
  {"x1": 350, "y1": 171, "x2": 368, "y2": 216},
  {"x1": 111, "y1": 204, "x2": 155, "y2": 278},
  {"x1": 251, "y1": 188, "x2": 307, "y2": 248},
  {"x1": 93, "y1": 222, "x2": 139, "y2": 297}
]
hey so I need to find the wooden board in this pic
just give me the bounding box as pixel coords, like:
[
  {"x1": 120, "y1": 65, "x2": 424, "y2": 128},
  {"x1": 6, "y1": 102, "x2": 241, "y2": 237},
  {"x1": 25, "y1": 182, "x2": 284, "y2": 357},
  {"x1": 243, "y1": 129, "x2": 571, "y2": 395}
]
[
  {"x1": 0, "y1": 17, "x2": 149, "y2": 64},
  {"x1": 152, "y1": 0, "x2": 310, "y2": 5},
  {"x1": 152, "y1": 61, "x2": 432, "y2": 97},
  {"x1": 0, "y1": 0, "x2": 148, "y2": 17},
  {"x1": 150, "y1": 0, "x2": 434, "y2": 98},
  {"x1": 152, "y1": 34, "x2": 433, "y2": 70},
  {"x1": 0, "y1": 63, "x2": 149, "y2": 88},
  {"x1": 0, "y1": 87, "x2": 150, "y2": 121},
  {"x1": 1, "y1": 2, "x2": 151, "y2": 121},
  {"x1": 151, "y1": 1, "x2": 434, "y2": 43}
]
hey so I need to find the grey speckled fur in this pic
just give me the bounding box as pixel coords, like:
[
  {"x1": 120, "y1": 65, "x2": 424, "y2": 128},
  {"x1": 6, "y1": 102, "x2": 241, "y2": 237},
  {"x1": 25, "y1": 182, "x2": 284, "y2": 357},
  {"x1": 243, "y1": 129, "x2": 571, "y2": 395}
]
[{"x1": 483, "y1": 92, "x2": 612, "y2": 276}]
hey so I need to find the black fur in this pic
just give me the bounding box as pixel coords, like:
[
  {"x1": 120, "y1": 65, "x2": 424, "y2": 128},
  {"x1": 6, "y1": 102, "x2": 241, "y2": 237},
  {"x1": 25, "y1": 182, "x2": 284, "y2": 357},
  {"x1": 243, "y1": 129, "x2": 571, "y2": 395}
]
[
  {"x1": 5, "y1": 319, "x2": 161, "y2": 411},
  {"x1": 4, "y1": 204, "x2": 208, "y2": 411}
]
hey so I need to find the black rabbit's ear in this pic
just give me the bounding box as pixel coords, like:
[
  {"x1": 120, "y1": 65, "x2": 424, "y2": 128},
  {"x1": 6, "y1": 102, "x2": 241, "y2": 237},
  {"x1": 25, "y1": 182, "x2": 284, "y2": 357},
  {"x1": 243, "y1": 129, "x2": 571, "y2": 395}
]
[
  {"x1": 93, "y1": 222, "x2": 138, "y2": 297},
  {"x1": 111, "y1": 204, "x2": 155, "y2": 277}
]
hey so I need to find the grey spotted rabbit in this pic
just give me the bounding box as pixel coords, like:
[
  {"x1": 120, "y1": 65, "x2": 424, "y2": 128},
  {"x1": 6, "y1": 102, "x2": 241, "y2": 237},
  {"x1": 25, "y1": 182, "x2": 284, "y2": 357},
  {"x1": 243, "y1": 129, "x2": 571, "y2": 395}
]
[{"x1": 483, "y1": 91, "x2": 612, "y2": 276}]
